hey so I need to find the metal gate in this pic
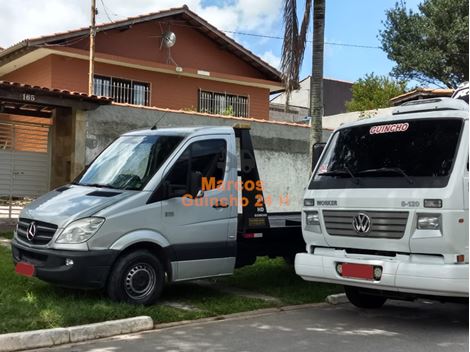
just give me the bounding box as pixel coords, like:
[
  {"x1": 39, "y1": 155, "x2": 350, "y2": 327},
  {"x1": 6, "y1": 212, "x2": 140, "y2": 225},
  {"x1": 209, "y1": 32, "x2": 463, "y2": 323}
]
[{"x1": 0, "y1": 122, "x2": 50, "y2": 219}]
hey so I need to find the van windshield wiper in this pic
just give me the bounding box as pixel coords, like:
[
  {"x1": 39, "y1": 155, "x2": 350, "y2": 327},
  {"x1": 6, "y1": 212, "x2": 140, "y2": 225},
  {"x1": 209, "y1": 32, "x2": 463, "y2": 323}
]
[
  {"x1": 319, "y1": 166, "x2": 359, "y2": 184},
  {"x1": 79, "y1": 183, "x2": 120, "y2": 189},
  {"x1": 357, "y1": 167, "x2": 414, "y2": 184}
]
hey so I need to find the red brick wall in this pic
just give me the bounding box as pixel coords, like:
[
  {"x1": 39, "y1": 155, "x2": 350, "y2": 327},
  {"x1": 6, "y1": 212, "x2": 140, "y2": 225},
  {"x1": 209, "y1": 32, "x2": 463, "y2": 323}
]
[
  {"x1": 2, "y1": 56, "x2": 52, "y2": 86},
  {"x1": 50, "y1": 55, "x2": 270, "y2": 119},
  {"x1": 70, "y1": 20, "x2": 266, "y2": 80}
]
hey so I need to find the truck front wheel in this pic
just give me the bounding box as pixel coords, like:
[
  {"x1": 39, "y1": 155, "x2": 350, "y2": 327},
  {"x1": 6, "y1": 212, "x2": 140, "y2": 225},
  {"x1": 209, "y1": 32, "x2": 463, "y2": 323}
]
[
  {"x1": 344, "y1": 286, "x2": 387, "y2": 309},
  {"x1": 107, "y1": 250, "x2": 165, "y2": 305}
]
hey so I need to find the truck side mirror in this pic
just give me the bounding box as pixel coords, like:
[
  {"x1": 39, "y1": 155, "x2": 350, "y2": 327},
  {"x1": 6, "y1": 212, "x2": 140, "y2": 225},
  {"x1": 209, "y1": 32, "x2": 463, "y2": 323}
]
[
  {"x1": 312, "y1": 143, "x2": 326, "y2": 172},
  {"x1": 190, "y1": 171, "x2": 203, "y2": 198}
]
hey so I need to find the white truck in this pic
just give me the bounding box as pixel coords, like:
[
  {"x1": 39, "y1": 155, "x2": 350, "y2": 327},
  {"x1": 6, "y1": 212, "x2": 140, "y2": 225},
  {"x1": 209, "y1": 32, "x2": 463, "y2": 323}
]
[{"x1": 296, "y1": 96, "x2": 469, "y2": 308}]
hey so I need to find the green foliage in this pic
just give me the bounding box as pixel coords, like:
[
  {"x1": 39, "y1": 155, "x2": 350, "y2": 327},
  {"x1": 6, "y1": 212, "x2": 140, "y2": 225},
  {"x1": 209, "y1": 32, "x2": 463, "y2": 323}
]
[
  {"x1": 0, "y1": 232, "x2": 13, "y2": 240},
  {"x1": 0, "y1": 247, "x2": 340, "y2": 334},
  {"x1": 346, "y1": 73, "x2": 407, "y2": 112},
  {"x1": 222, "y1": 105, "x2": 234, "y2": 116},
  {"x1": 380, "y1": 0, "x2": 469, "y2": 88}
]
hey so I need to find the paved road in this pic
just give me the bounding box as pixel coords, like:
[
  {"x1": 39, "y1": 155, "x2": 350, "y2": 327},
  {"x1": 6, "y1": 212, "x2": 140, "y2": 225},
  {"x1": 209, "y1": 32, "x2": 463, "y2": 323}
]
[{"x1": 34, "y1": 300, "x2": 468, "y2": 352}]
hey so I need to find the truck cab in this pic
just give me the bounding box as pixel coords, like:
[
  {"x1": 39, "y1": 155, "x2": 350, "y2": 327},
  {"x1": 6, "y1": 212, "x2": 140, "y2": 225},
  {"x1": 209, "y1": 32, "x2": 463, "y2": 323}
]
[{"x1": 296, "y1": 97, "x2": 469, "y2": 308}]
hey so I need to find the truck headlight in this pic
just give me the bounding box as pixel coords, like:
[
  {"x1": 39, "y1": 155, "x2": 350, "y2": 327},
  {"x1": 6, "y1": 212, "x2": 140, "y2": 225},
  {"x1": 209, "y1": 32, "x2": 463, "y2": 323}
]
[
  {"x1": 55, "y1": 217, "x2": 105, "y2": 244},
  {"x1": 305, "y1": 211, "x2": 320, "y2": 225},
  {"x1": 417, "y1": 214, "x2": 441, "y2": 230}
]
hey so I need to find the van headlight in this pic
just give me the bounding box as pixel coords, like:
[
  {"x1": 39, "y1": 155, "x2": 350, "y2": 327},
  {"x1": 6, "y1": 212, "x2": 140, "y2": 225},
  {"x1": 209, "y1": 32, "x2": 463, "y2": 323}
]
[
  {"x1": 55, "y1": 217, "x2": 105, "y2": 244},
  {"x1": 417, "y1": 214, "x2": 441, "y2": 230}
]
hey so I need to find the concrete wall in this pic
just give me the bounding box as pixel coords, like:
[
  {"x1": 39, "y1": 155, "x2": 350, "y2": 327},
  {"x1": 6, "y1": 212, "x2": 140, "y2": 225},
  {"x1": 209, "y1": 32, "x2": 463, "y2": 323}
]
[
  {"x1": 50, "y1": 108, "x2": 73, "y2": 189},
  {"x1": 270, "y1": 77, "x2": 353, "y2": 121},
  {"x1": 86, "y1": 105, "x2": 332, "y2": 212},
  {"x1": 269, "y1": 103, "x2": 310, "y2": 123}
]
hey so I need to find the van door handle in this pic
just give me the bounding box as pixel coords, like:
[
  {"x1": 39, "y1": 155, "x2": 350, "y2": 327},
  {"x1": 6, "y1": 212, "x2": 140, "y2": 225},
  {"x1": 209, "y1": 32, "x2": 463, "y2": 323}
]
[{"x1": 212, "y1": 203, "x2": 229, "y2": 209}]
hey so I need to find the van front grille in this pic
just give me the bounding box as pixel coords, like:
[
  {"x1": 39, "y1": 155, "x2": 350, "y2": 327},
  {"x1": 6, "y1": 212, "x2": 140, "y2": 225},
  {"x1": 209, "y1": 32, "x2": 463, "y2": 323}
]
[
  {"x1": 17, "y1": 218, "x2": 58, "y2": 245},
  {"x1": 322, "y1": 210, "x2": 409, "y2": 239}
]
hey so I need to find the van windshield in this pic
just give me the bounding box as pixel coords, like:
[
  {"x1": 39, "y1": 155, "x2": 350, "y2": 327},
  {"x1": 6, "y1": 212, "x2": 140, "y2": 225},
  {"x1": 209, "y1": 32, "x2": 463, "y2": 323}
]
[
  {"x1": 75, "y1": 135, "x2": 183, "y2": 190},
  {"x1": 309, "y1": 118, "x2": 463, "y2": 189}
]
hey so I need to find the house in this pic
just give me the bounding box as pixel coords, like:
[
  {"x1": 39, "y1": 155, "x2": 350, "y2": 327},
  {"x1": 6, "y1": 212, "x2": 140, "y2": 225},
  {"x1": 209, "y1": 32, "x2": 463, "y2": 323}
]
[
  {"x1": 390, "y1": 87, "x2": 454, "y2": 106},
  {"x1": 318, "y1": 86, "x2": 457, "y2": 132},
  {"x1": 0, "y1": 6, "x2": 282, "y2": 120},
  {"x1": 269, "y1": 76, "x2": 353, "y2": 122},
  {"x1": 0, "y1": 5, "x2": 285, "y2": 219}
]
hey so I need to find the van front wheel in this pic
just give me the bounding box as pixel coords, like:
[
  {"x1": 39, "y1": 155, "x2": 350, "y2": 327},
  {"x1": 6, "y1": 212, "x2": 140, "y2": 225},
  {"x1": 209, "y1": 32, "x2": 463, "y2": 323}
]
[
  {"x1": 344, "y1": 286, "x2": 387, "y2": 309},
  {"x1": 107, "y1": 250, "x2": 165, "y2": 305}
]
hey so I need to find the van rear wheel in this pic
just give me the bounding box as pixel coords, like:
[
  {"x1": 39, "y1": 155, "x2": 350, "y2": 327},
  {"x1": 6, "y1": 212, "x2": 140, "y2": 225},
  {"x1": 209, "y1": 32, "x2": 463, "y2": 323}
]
[
  {"x1": 107, "y1": 250, "x2": 165, "y2": 305},
  {"x1": 344, "y1": 286, "x2": 387, "y2": 309}
]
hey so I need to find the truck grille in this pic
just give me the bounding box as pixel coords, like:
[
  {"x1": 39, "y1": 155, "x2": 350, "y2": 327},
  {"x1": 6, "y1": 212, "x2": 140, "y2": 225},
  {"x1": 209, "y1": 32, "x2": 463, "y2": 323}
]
[
  {"x1": 16, "y1": 218, "x2": 58, "y2": 245},
  {"x1": 322, "y1": 210, "x2": 409, "y2": 239}
]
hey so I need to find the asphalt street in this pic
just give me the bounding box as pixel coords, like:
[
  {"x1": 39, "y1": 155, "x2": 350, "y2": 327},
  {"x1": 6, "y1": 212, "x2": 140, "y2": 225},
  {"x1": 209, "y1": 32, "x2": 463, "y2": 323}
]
[{"x1": 33, "y1": 300, "x2": 468, "y2": 352}]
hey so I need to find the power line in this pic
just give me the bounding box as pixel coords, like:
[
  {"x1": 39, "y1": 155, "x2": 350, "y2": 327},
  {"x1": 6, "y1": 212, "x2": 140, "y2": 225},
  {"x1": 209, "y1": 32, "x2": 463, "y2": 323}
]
[
  {"x1": 40, "y1": 33, "x2": 90, "y2": 47},
  {"x1": 98, "y1": 0, "x2": 115, "y2": 23},
  {"x1": 160, "y1": 21, "x2": 382, "y2": 50},
  {"x1": 86, "y1": 7, "x2": 382, "y2": 51},
  {"x1": 222, "y1": 30, "x2": 381, "y2": 49},
  {"x1": 37, "y1": 15, "x2": 382, "y2": 52}
]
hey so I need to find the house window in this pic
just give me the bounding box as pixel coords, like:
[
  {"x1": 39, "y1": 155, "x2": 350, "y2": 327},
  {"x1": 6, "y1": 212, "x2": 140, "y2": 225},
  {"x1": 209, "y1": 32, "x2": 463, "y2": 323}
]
[
  {"x1": 93, "y1": 75, "x2": 150, "y2": 106},
  {"x1": 198, "y1": 90, "x2": 249, "y2": 117}
]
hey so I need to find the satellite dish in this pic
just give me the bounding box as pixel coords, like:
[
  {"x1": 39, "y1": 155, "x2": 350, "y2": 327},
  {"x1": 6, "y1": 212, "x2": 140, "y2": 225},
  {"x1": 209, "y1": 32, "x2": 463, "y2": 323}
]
[{"x1": 162, "y1": 31, "x2": 176, "y2": 48}]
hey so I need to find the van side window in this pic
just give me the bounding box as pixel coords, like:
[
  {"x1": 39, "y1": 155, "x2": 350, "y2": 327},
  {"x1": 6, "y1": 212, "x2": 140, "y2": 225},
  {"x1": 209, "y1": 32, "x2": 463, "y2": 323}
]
[
  {"x1": 191, "y1": 139, "x2": 226, "y2": 190},
  {"x1": 163, "y1": 148, "x2": 191, "y2": 197},
  {"x1": 150, "y1": 139, "x2": 226, "y2": 202}
]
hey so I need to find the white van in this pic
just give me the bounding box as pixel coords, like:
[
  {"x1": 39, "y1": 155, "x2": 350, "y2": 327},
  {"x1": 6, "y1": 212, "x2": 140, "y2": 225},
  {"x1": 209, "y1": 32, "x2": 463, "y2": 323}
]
[
  {"x1": 296, "y1": 97, "x2": 469, "y2": 308},
  {"x1": 12, "y1": 125, "x2": 303, "y2": 305}
]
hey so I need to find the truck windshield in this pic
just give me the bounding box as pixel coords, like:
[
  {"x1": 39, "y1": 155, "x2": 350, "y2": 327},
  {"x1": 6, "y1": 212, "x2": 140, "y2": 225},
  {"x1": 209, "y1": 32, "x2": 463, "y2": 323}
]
[
  {"x1": 75, "y1": 135, "x2": 183, "y2": 190},
  {"x1": 309, "y1": 118, "x2": 463, "y2": 189}
]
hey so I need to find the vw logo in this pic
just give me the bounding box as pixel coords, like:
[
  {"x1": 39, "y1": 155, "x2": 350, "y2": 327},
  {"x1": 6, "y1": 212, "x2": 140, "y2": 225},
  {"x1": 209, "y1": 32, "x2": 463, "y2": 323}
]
[
  {"x1": 352, "y1": 213, "x2": 371, "y2": 234},
  {"x1": 26, "y1": 222, "x2": 37, "y2": 241}
]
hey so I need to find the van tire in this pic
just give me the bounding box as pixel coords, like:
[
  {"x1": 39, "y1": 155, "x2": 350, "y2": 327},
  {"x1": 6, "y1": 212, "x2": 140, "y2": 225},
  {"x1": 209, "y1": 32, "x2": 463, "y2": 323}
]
[
  {"x1": 107, "y1": 250, "x2": 165, "y2": 305},
  {"x1": 344, "y1": 286, "x2": 387, "y2": 309}
]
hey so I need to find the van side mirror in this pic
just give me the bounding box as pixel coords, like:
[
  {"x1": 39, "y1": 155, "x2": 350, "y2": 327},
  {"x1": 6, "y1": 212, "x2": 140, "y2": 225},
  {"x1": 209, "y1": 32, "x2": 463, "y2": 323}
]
[
  {"x1": 190, "y1": 171, "x2": 203, "y2": 198},
  {"x1": 161, "y1": 180, "x2": 170, "y2": 199},
  {"x1": 312, "y1": 143, "x2": 326, "y2": 172}
]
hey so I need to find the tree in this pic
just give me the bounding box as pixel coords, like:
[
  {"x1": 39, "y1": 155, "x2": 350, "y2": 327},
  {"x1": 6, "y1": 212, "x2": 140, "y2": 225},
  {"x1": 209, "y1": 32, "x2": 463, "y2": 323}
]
[
  {"x1": 380, "y1": 0, "x2": 469, "y2": 88},
  {"x1": 346, "y1": 73, "x2": 407, "y2": 112},
  {"x1": 281, "y1": 0, "x2": 325, "y2": 170}
]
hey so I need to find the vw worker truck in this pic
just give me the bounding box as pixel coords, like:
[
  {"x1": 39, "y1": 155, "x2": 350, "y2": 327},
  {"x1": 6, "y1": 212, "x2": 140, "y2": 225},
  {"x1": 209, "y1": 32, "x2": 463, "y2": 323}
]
[{"x1": 296, "y1": 97, "x2": 469, "y2": 308}]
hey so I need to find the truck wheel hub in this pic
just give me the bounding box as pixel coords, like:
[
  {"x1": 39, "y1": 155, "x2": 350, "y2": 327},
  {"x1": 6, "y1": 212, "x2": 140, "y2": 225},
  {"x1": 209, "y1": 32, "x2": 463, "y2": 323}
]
[{"x1": 125, "y1": 263, "x2": 156, "y2": 299}]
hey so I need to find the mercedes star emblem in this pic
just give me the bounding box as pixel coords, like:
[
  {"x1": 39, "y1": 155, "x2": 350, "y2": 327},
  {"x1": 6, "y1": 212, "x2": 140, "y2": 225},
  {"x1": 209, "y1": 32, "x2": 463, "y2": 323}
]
[{"x1": 27, "y1": 221, "x2": 37, "y2": 241}]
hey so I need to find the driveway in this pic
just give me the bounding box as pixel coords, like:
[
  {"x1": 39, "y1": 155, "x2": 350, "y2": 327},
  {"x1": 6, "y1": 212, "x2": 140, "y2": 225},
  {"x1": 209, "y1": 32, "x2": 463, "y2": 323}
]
[{"x1": 32, "y1": 300, "x2": 468, "y2": 352}]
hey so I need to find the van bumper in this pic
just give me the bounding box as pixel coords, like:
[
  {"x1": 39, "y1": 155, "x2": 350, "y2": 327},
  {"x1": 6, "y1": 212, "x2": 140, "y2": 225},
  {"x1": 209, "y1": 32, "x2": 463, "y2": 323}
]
[
  {"x1": 295, "y1": 249, "x2": 469, "y2": 298},
  {"x1": 11, "y1": 238, "x2": 119, "y2": 289}
]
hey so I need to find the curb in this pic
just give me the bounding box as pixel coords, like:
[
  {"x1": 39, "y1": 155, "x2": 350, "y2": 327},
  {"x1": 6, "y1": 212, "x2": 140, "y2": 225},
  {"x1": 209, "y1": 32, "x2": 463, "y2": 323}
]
[
  {"x1": 0, "y1": 302, "x2": 328, "y2": 352},
  {"x1": 153, "y1": 303, "x2": 327, "y2": 331},
  {"x1": 0, "y1": 316, "x2": 153, "y2": 352},
  {"x1": 325, "y1": 293, "x2": 349, "y2": 305}
]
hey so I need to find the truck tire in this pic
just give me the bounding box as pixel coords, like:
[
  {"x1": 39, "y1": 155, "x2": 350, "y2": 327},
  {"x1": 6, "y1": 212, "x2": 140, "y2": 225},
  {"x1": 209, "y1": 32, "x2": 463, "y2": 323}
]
[
  {"x1": 107, "y1": 250, "x2": 165, "y2": 305},
  {"x1": 344, "y1": 286, "x2": 387, "y2": 309},
  {"x1": 283, "y1": 253, "x2": 296, "y2": 266}
]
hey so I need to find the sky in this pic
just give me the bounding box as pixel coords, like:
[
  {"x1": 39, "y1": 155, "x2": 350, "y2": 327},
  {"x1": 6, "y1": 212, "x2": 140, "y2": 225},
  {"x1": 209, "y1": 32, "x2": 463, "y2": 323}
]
[{"x1": 0, "y1": 0, "x2": 423, "y2": 84}]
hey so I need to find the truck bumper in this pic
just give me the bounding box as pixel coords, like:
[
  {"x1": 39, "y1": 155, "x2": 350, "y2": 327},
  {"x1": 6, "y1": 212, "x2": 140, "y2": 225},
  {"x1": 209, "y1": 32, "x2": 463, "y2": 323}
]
[
  {"x1": 12, "y1": 238, "x2": 119, "y2": 289},
  {"x1": 295, "y1": 250, "x2": 469, "y2": 298}
]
